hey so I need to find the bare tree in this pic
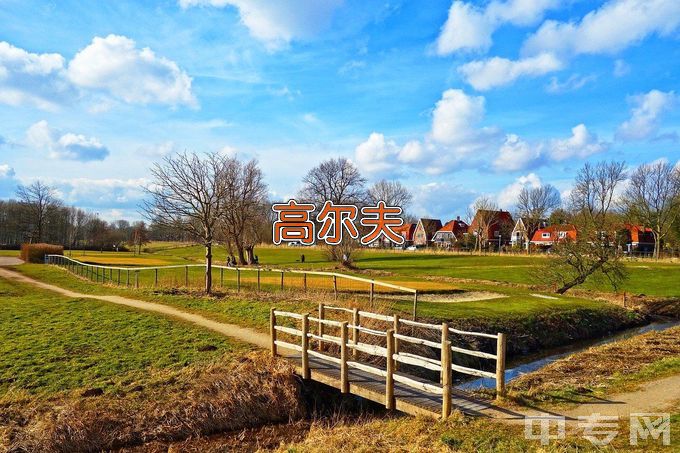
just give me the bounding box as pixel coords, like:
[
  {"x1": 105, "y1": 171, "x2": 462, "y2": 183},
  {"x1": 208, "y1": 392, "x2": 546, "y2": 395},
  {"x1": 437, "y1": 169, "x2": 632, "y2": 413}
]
[
  {"x1": 143, "y1": 152, "x2": 231, "y2": 294},
  {"x1": 65, "y1": 207, "x2": 87, "y2": 254},
  {"x1": 469, "y1": 197, "x2": 499, "y2": 253},
  {"x1": 300, "y1": 157, "x2": 366, "y2": 205},
  {"x1": 516, "y1": 185, "x2": 561, "y2": 251},
  {"x1": 16, "y1": 181, "x2": 61, "y2": 243},
  {"x1": 622, "y1": 161, "x2": 680, "y2": 259},
  {"x1": 299, "y1": 158, "x2": 366, "y2": 265},
  {"x1": 129, "y1": 221, "x2": 150, "y2": 255},
  {"x1": 218, "y1": 158, "x2": 269, "y2": 265},
  {"x1": 367, "y1": 180, "x2": 412, "y2": 209},
  {"x1": 544, "y1": 161, "x2": 627, "y2": 294}
]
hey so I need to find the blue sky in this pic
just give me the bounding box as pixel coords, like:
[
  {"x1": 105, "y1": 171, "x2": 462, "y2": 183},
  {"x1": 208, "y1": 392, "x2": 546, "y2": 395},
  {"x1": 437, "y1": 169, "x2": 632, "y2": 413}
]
[{"x1": 0, "y1": 0, "x2": 678, "y2": 220}]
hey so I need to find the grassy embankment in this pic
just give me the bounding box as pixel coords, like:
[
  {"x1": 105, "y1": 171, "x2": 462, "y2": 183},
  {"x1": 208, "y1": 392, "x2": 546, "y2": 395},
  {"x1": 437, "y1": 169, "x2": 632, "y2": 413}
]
[{"x1": 0, "y1": 275, "x2": 303, "y2": 451}]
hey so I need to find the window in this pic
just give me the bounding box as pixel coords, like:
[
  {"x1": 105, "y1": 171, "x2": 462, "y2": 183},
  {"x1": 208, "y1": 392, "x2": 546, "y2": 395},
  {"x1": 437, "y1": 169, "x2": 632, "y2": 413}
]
[
  {"x1": 542, "y1": 232, "x2": 550, "y2": 238},
  {"x1": 558, "y1": 231, "x2": 566, "y2": 239}
]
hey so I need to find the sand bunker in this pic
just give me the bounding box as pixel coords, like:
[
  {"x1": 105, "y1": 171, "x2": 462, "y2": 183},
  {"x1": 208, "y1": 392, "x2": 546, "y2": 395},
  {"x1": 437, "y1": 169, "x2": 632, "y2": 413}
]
[{"x1": 413, "y1": 291, "x2": 507, "y2": 303}]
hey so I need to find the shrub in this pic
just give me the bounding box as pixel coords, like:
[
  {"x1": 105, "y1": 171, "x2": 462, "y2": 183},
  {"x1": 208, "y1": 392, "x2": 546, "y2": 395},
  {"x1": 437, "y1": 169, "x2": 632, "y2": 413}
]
[{"x1": 20, "y1": 243, "x2": 63, "y2": 263}]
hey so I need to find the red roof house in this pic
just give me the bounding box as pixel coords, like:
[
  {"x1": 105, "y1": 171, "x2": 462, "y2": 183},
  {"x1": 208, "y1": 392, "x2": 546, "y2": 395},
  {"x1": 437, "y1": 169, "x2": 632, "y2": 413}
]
[
  {"x1": 432, "y1": 217, "x2": 469, "y2": 248},
  {"x1": 530, "y1": 224, "x2": 577, "y2": 247},
  {"x1": 468, "y1": 210, "x2": 514, "y2": 246}
]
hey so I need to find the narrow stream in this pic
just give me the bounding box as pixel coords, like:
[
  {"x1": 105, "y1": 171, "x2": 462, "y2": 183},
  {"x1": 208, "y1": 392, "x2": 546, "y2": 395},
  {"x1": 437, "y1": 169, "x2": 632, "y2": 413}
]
[{"x1": 457, "y1": 320, "x2": 680, "y2": 390}]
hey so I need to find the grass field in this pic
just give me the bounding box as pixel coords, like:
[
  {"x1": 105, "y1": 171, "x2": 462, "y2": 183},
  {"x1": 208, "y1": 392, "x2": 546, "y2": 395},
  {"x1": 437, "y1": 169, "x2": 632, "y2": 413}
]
[{"x1": 0, "y1": 275, "x2": 248, "y2": 397}]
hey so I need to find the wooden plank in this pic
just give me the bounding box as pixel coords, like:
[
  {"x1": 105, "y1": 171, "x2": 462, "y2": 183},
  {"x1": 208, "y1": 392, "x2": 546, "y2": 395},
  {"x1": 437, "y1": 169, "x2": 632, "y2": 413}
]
[
  {"x1": 275, "y1": 340, "x2": 302, "y2": 352},
  {"x1": 274, "y1": 311, "x2": 304, "y2": 319},
  {"x1": 349, "y1": 342, "x2": 387, "y2": 358},
  {"x1": 451, "y1": 364, "x2": 496, "y2": 379},
  {"x1": 358, "y1": 311, "x2": 394, "y2": 322},
  {"x1": 449, "y1": 326, "x2": 498, "y2": 339},
  {"x1": 393, "y1": 373, "x2": 443, "y2": 395},
  {"x1": 393, "y1": 353, "x2": 441, "y2": 372},
  {"x1": 451, "y1": 345, "x2": 497, "y2": 360},
  {"x1": 393, "y1": 333, "x2": 440, "y2": 349},
  {"x1": 399, "y1": 318, "x2": 442, "y2": 330},
  {"x1": 274, "y1": 326, "x2": 303, "y2": 337}
]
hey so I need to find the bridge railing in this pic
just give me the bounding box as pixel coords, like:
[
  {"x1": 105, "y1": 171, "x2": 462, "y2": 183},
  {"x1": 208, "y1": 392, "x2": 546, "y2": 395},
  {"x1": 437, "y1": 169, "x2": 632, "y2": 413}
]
[
  {"x1": 270, "y1": 306, "x2": 506, "y2": 419},
  {"x1": 45, "y1": 254, "x2": 421, "y2": 314}
]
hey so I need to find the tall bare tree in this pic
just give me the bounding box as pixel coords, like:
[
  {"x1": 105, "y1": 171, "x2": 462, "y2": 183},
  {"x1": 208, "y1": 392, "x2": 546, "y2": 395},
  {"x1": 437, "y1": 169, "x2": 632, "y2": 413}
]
[
  {"x1": 16, "y1": 180, "x2": 61, "y2": 243},
  {"x1": 219, "y1": 158, "x2": 269, "y2": 265},
  {"x1": 299, "y1": 157, "x2": 366, "y2": 265},
  {"x1": 545, "y1": 161, "x2": 627, "y2": 294},
  {"x1": 367, "y1": 180, "x2": 412, "y2": 209},
  {"x1": 516, "y1": 184, "x2": 561, "y2": 250},
  {"x1": 469, "y1": 196, "x2": 499, "y2": 253},
  {"x1": 129, "y1": 221, "x2": 150, "y2": 255},
  {"x1": 622, "y1": 161, "x2": 680, "y2": 259},
  {"x1": 143, "y1": 152, "x2": 231, "y2": 294}
]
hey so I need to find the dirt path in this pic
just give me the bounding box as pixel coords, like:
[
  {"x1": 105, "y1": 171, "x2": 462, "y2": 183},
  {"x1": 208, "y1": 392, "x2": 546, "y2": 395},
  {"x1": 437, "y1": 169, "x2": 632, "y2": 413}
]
[
  {"x1": 0, "y1": 257, "x2": 23, "y2": 266},
  {"x1": 0, "y1": 267, "x2": 270, "y2": 349}
]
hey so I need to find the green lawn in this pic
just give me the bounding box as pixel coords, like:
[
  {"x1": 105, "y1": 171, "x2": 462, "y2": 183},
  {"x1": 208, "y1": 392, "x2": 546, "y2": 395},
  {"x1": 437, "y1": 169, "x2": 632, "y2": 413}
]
[{"x1": 0, "y1": 275, "x2": 248, "y2": 396}]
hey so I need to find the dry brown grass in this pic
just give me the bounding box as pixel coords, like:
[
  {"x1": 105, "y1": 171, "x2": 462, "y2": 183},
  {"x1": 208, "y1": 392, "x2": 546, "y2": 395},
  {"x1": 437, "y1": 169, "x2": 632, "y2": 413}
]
[
  {"x1": 20, "y1": 243, "x2": 63, "y2": 263},
  {"x1": 3, "y1": 352, "x2": 304, "y2": 452},
  {"x1": 509, "y1": 326, "x2": 680, "y2": 401}
]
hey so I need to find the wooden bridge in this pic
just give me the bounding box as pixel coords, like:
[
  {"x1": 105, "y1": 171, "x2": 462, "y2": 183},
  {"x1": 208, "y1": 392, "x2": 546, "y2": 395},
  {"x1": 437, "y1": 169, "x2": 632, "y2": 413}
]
[{"x1": 270, "y1": 305, "x2": 508, "y2": 419}]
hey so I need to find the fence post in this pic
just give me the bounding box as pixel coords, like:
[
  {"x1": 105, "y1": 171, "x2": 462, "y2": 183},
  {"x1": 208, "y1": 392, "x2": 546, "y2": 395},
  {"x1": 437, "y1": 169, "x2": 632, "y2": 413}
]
[
  {"x1": 220, "y1": 267, "x2": 224, "y2": 287},
  {"x1": 318, "y1": 303, "x2": 325, "y2": 351},
  {"x1": 385, "y1": 329, "x2": 395, "y2": 410},
  {"x1": 237, "y1": 268, "x2": 241, "y2": 293},
  {"x1": 369, "y1": 282, "x2": 374, "y2": 304},
  {"x1": 135, "y1": 271, "x2": 139, "y2": 289},
  {"x1": 333, "y1": 275, "x2": 338, "y2": 299},
  {"x1": 441, "y1": 339, "x2": 452, "y2": 419},
  {"x1": 185, "y1": 266, "x2": 189, "y2": 287},
  {"x1": 340, "y1": 321, "x2": 349, "y2": 394},
  {"x1": 302, "y1": 314, "x2": 310, "y2": 379},
  {"x1": 393, "y1": 314, "x2": 400, "y2": 371},
  {"x1": 117, "y1": 269, "x2": 121, "y2": 286},
  {"x1": 110, "y1": 268, "x2": 113, "y2": 282},
  {"x1": 441, "y1": 322, "x2": 449, "y2": 384},
  {"x1": 280, "y1": 271, "x2": 284, "y2": 291},
  {"x1": 496, "y1": 333, "x2": 506, "y2": 399},
  {"x1": 412, "y1": 291, "x2": 418, "y2": 320},
  {"x1": 126, "y1": 269, "x2": 130, "y2": 287},
  {"x1": 257, "y1": 268, "x2": 261, "y2": 291},
  {"x1": 303, "y1": 273, "x2": 307, "y2": 291},
  {"x1": 154, "y1": 268, "x2": 158, "y2": 287},
  {"x1": 352, "y1": 308, "x2": 359, "y2": 359},
  {"x1": 270, "y1": 308, "x2": 277, "y2": 356}
]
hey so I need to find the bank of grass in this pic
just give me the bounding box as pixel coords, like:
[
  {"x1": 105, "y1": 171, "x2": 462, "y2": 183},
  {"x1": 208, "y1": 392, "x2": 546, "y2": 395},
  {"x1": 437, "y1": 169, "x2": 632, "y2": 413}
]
[
  {"x1": 508, "y1": 326, "x2": 680, "y2": 406},
  {"x1": 0, "y1": 275, "x2": 248, "y2": 396}
]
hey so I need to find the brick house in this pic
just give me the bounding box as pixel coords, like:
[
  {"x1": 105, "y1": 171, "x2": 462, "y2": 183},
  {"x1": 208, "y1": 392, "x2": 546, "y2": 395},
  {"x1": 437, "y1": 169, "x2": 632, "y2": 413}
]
[
  {"x1": 511, "y1": 217, "x2": 547, "y2": 250},
  {"x1": 413, "y1": 218, "x2": 442, "y2": 247},
  {"x1": 468, "y1": 210, "x2": 514, "y2": 248},
  {"x1": 432, "y1": 217, "x2": 469, "y2": 248},
  {"x1": 621, "y1": 224, "x2": 655, "y2": 253},
  {"x1": 390, "y1": 223, "x2": 416, "y2": 248}
]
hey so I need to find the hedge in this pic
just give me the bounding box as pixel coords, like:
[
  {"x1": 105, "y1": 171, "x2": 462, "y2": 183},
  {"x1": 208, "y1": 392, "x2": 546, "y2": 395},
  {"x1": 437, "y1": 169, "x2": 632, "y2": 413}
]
[{"x1": 20, "y1": 243, "x2": 64, "y2": 263}]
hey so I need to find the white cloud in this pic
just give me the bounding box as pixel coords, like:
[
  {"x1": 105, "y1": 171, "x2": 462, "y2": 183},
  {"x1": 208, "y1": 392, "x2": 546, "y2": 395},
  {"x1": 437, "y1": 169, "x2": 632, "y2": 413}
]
[
  {"x1": 435, "y1": 0, "x2": 560, "y2": 55},
  {"x1": 430, "y1": 89, "x2": 486, "y2": 145},
  {"x1": 613, "y1": 59, "x2": 630, "y2": 77},
  {"x1": 549, "y1": 123, "x2": 608, "y2": 160},
  {"x1": 50, "y1": 177, "x2": 149, "y2": 210},
  {"x1": 67, "y1": 35, "x2": 196, "y2": 107},
  {"x1": 0, "y1": 163, "x2": 16, "y2": 179},
  {"x1": 616, "y1": 90, "x2": 677, "y2": 141},
  {"x1": 458, "y1": 53, "x2": 563, "y2": 91},
  {"x1": 137, "y1": 141, "x2": 177, "y2": 158},
  {"x1": 411, "y1": 181, "x2": 478, "y2": 219},
  {"x1": 354, "y1": 132, "x2": 400, "y2": 175},
  {"x1": 179, "y1": 0, "x2": 343, "y2": 50},
  {"x1": 0, "y1": 41, "x2": 69, "y2": 110},
  {"x1": 546, "y1": 73, "x2": 596, "y2": 93},
  {"x1": 494, "y1": 134, "x2": 543, "y2": 171},
  {"x1": 26, "y1": 120, "x2": 110, "y2": 162},
  {"x1": 522, "y1": 0, "x2": 680, "y2": 58},
  {"x1": 398, "y1": 140, "x2": 426, "y2": 164},
  {"x1": 497, "y1": 172, "x2": 542, "y2": 209}
]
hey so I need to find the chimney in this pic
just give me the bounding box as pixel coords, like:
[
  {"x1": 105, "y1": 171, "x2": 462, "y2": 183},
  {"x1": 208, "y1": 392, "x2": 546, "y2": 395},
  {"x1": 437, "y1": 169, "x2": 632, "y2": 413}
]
[{"x1": 456, "y1": 216, "x2": 460, "y2": 221}]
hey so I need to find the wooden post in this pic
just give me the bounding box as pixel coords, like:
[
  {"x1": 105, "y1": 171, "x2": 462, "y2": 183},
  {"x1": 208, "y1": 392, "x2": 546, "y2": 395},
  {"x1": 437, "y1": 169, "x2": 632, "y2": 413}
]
[
  {"x1": 496, "y1": 333, "x2": 506, "y2": 399},
  {"x1": 622, "y1": 291, "x2": 627, "y2": 308},
  {"x1": 441, "y1": 322, "x2": 449, "y2": 384},
  {"x1": 441, "y1": 339, "x2": 452, "y2": 419},
  {"x1": 412, "y1": 291, "x2": 418, "y2": 320},
  {"x1": 220, "y1": 267, "x2": 224, "y2": 287},
  {"x1": 280, "y1": 271, "x2": 284, "y2": 291},
  {"x1": 393, "y1": 314, "x2": 400, "y2": 371},
  {"x1": 237, "y1": 268, "x2": 241, "y2": 293},
  {"x1": 333, "y1": 275, "x2": 338, "y2": 299},
  {"x1": 110, "y1": 268, "x2": 113, "y2": 282},
  {"x1": 340, "y1": 321, "x2": 349, "y2": 393},
  {"x1": 351, "y1": 308, "x2": 359, "y2": 359},
  {"x1": 154, "y1": 268, "x2": 158, "y2": 287},
  {"x1": 185, "y1": 266, "x2": 189, "y2": 287},
  {"x1": 303, "y1": 273, "x2": 307, "y2": 291},
  {"x1": 126, "y1": 269, "x2": 130, "y2": 287},
  {"x1": 318, "y1": 303, "x2": 325, "y2": 351},
  {"x1": 302, "y1": 314, "x2": 310, "y2": 379},
  {"x1": 257, "y1": 268, "x2": 261, "y2": 291},
  {"x1": 135, "y1": 271, "x2": 139, "y2": 289},
  {"x1": 369, "y1": 282, "x2": 374, "y2": 304},
  {"x1": 270, "y1": 308, "x2": 277, "y2": 356},
  {"x1": 385, "y1": 329, "x2": 395, "y2": 410},
  {"x1": 117, "y1": 269, "x2": 121, "y2": 286}
]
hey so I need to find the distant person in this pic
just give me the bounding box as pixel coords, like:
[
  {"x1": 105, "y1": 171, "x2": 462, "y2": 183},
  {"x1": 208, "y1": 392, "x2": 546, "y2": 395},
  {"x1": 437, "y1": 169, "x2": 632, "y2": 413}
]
[
  {"x1": 300, "y1": 254, "x2": 305, "y2": 263},
  {"x1": 226, "y1": 256, "x2": 232, "y2": 267}
]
